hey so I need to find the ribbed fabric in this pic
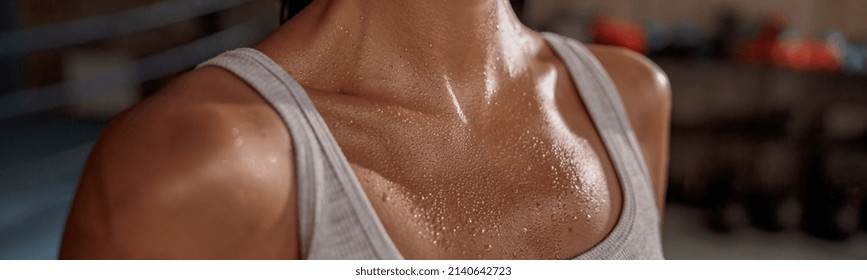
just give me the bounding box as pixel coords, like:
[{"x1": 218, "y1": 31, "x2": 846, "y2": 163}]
[
  {"x1": 199, "y1": 50, "x2": 402, "y2": 260},
  {"x1": 542, "y1": 33, "x2": 663, "y2": 259},
  {"x1": 196, "y1": 32, "x2": 663, "y2": 260}
]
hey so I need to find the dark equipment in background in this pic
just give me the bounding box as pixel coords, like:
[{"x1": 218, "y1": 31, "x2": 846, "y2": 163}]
[
  {"x1": 573, "y1": 8, "x2": 867, "y2": 241},
  {"x1": 0, "y1": 0, "x2": 23, "y2": 94}
]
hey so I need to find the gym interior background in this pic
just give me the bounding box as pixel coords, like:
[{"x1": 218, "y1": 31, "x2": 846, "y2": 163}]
[{"x1": 1, "y1": 0, "x2": 866, "y2": 259}]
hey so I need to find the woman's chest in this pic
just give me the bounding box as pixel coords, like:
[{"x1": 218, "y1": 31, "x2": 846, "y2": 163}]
[
  {"x1": 310, "y1": 83, "x2": 624, "y2": 259},
  {"x1": 336, "y1": 122, "x2": 623, "y2": 259}
]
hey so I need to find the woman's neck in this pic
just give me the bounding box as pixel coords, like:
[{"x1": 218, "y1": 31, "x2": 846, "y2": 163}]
[{"x1": 259, "y1": 0, "x2": 546, "y2": 115}]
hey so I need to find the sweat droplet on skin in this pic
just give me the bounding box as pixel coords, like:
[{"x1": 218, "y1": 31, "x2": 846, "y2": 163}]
[{"x1": 326, "y1": 87, "x2": 619, "y2": 259}]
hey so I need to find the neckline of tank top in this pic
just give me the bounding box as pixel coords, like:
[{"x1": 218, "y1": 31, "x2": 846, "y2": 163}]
[{"x1": 237, "y1": 31, "x2": 637, "y2": 259}]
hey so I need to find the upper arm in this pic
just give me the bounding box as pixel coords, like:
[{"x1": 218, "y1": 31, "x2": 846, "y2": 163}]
[
  {"x1": 59, "y1": 68, "x2": 298, "y2": 259},
  {"x1": 588, "y1": 45, "x2": 672, "y2": 216}
]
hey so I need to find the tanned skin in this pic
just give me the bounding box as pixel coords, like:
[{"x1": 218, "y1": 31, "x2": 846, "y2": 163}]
[{"x1": 60, "y1": 0, "x2": 670, "y2": 260}]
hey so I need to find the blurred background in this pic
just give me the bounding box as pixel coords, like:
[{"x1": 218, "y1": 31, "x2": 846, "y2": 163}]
[{"x1": 1, "y1": 0, "x2": 865, "y2": 259}]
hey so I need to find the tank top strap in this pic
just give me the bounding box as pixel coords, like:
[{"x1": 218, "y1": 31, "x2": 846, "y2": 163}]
[
  {"x1": 197, "y1": 48, "x2": 402, "y2": 259},
  {"x1": 542, "y1": 33, "x2": 662, "y2": 259}
]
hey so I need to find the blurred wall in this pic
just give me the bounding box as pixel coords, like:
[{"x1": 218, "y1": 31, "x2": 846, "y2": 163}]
[{"x1": 17, "y1": 0, "x2": 251, "y2": 90}]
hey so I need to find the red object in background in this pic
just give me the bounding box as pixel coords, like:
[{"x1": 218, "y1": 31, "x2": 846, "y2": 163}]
[
  {"x1": 770, "y1": 40, "x2": 841, "y2": 72},
  {"x1": 736, "y1": 13, "x2": 840, "y2": 72},
  {"x1": 592, "y1": 17, "x2": 647, "y2": 53},
  {"x1": 738, "y1": 14, "x2": 786, "y2": 64}
]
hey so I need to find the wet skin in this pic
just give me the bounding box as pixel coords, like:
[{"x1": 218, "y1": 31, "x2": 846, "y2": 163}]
[{"x1": 60, "y1": 0, "x2": 670, "y2": 259}]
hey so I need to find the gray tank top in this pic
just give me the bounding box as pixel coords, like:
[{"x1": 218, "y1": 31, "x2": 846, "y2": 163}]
[{"x1": 198, "y1": 32, "x2": 663, "y2": 260}]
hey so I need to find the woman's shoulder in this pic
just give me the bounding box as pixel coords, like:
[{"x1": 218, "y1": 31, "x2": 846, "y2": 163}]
[
  {"x1": 99, "y1": 66, "x2": 293, "y2": 180},
  {"x1": 585, "y1": 44, "x2": 671, "y2": 116},
  {"x1": 585, "y1": 43, "x2": 672, "y2": 212},
  {"x1": 61, "y1": 67, "x2": 298, "y2": 259},
  {"x1": 540, "y1": 33, "x2": 670, "y2": 125}
]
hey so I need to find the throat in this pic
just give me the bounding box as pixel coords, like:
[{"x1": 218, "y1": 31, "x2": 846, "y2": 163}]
[{"x1": 260, "y1": 0, "x2": 545, "y2": 108}]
